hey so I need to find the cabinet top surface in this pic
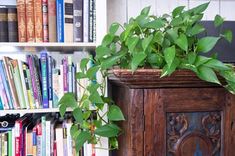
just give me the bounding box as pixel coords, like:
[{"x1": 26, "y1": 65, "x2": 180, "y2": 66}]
[{"x1": 108, "y1": 69, "x2": 223, "y2": 89}]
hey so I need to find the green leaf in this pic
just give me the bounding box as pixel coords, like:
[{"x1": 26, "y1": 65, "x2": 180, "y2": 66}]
[
  {"x1": 109, "y1": 137, "x2": 118, "y2": 149},
  {"x1": 96, "y1": 46, "x2": 110, "y2": 59},
  {"x1": 94, "y1": 120, "x2": 102, "y2": 128},
  {"x1": 131, "y1": 52, "x2": 147, "y2": 71},
  {"x1": 102, "y1": 34, "x2": 114, "y2": 46},
  {"x1": 214, "y1": 15, "x2": 224, "y2": 27},
  {"x1": 86, "y1": 66, "x2": 99, "y2": 80},
  {"x1": 89, "y1": 90, "x2": 103, "y2": 104},
  {"x1": 100, "y1": 51, "x2": 126, "y2": 70},
  {"x1": 194, "y1": 56, "x2": 211, "y2": 67},
  {"x1": 75, "y1": 131, "x2": 92, "y2": 151},
  {"x1": 223, "y1": 30, "x2": 233, "y2": 43},
  {"x1": 94, "y1": 124, "x2": 121, "y2": 137},
  {"x1": 154, "y1": 31, "x2": 164, "y2": 45},
  {"x1": 141, "y1": 6, "x2": 151, "y2": 16},
  {"x1": 70, "y1": 124, "x2": 80, "y2": 139},
  {"x1": 170, "y1": 17, "x2": 183, "y2": 26},
  {"x1": 220, "y1": 70, "x2": 235, "y2": 83},
  {"x1": 147, "y1": 53, "x2": 163, "y2": 67},
  {"x1": 197, "y1": 37, "x2": 220, "y2": 53},
  {"x1": 142, "y1": 35, "x2": 153, "y2": 51},
  {"x1": 73, "y1": 107, "x2": 83, "y2": 124},
  {"x1": 197, "y1": 66, "x2": 221, "y2": 84},
  {"x1": 190, "y1": 2, "x2": 209, "y2": 14},
  {"x1": 59, "y1": 104, "x2": 67, "y2": 117},
  {"x1": 126, "y1": 36, "x2": 139, "y2": 52},
  {"x1": 80, "y1": 58, "x2": 90, "y2": 72},
  {"x1": 83, "y1": 111, "x2": 91, "y2": 120},
  {"x1": 166, "y1": 29, "x2": 178, "y2": 42},
  {"x1": 76, "y1": 72, "x2": 87, "y2": 79},
  {"x1": 107, "y1": 105, "x2": 125, "y2": 121},
  {"x1": 186, "y1": 24, "x2": 205, "y2": 36},
  {"x1": 204, "y1": 59, "x2": 230, "y2": 71},
  {"x1": 172, "y1": 6, "x2": 185, "y2": 17},
  {"x1": 109, "y1": 22, "x2": 119, "y2": 34},
  {"x1": 59, "y1": 93, "x2": 77, "y2": 108},
  {"x1": 144, "y1": 19, "x2": 165, "y2": 29},
  {"x1": 163, "y1": 46, "x2": 176, "y2": 68},
  {"x1": 175, "y1": 34, "x2": 188, "y2": 52},
  {"x1": 187, "y1": 52, "x2": 197, "y2": 64}
]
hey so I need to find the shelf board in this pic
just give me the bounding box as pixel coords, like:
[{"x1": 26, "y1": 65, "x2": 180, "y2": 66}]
[
  {"x1": 0, "y1": 42, "x2": 97, "y2": 52},
  {"x1": 0, "y1": 108, "x2": 72, "y2": 115}
]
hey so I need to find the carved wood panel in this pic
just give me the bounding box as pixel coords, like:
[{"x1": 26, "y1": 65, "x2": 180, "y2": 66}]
[{"x1": 167, "y1": 112, "x2": 221, "y2": 156}]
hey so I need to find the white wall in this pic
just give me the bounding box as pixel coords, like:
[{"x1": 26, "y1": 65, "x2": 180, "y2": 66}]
[{"x1": 107, "y1": 0, "x2": 235, "y2": 27}]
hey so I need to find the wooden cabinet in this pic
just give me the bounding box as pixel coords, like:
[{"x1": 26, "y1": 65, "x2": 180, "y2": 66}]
[{"x1": 108, "y1": 69, "x2": 235, "y2": 156}]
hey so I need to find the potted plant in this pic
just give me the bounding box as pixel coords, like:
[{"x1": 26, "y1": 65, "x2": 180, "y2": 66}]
[{"x1": 59, "y1": 2, "x2": 234, "y2": 151}]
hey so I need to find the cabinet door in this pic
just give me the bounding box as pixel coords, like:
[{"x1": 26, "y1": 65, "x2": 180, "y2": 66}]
[{"x1": 144, "y1": 88, "x2": 235, "y2": 156}]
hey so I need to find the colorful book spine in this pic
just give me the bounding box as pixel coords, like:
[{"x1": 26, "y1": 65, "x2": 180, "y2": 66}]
[
  {"x1": 64, "y1": 0, "x2": 73, "y2": 42},
  {"x1": 26, "y1": 68, "x2": 35, "y2": 109},
  {"x1": 11, "y1": 60, "x2": 26, "y2": 109},
  {"x1": 40, "y1": 52, "x2": 49, "y2": 108},
  {"x1": 83, "y1": 0, "x2": 89, "y2": 42},
  {"x1": 8, "y1": 130, "x2": 12, "y2": 156},
  {"x1": 73, "y1": 0, "x2": 83, "y2": 42},
  {"x1": 0, "y1": 75, "x2": 9, "y2": 109},
  {"x1": 0, "y1": 8, "x2": 8, "y2": 42},
  {"x1": 25, "y1": 0, "x2": 35, "y2": 42},
  {"x1": 48, "y1": 0, "x2": 57, "y2": 42},
  {"x1": 42, "y1": 0, "x2": 49, "y2": 42},
  {"x1": 52, "y1": 69, "x2": 60, "y2": 108},
  {"x1": 18, "y1": 61, "x2": 30, "y2": 109},
  {"x1": 15, "y1": 119, "x2": 22, "y2": 156},
  {"x1": 32, "y1": 124, "x2": 37, "y2": 156},
  {"x1": 88, "y1": 0, "x2": 93, "y2": 42},
  {"x1": 27, "y1": 55, "x2": 39, "y2": 108},
  {"x1": 2, "y1": 57, "x2": 20, "y2": 109},
  {"x1": 33, "y1": 55, "x2": 42, "y2": 108},
  {"x1": 0, "y1": 61, "x2": 13, "y2": 109},
  {"x1": 7, "y1": 7, "x2": 18, "y2": 42},
  {"x1": 41, "y1": 116, "x2": 46, "y2": 156},
  {"x1": 34, "y1": 0, "x2": 43, "y2": 42},
  {"x1": 36, "y1": 123, "x2": 42, "y2": 156},
  {"x1": 63, "y1": 57, "x2": 68, "y2": 93},
  {"x1": 0, "y1": 97, "x2": 3, "y2": 110},
  {"x1": 48, "y1": 56, "x2": 53, "y2": 108},
  {"x1": 17, "y1": 0, "x2": 27, "y2": 42},
  {"x1": 92, "y1": 0, "x2": 96, "y2": 42},
  {"x1": 68, "y1": 56, "x2": 72, "y2": 93},
  {"x1": 72, "y1": 65, "x2": 76, "y2": 95},
  {"x1": 45, "y1": 119, "x2": 51, "y2": 156},
  {"x1": 56, "y1": 0, "x2": 64, "y2": 42}
]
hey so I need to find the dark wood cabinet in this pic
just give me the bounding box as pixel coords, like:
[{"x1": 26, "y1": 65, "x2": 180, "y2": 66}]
[{"x1": 108, "y1": 69, "x2": 235, "y2": 156}]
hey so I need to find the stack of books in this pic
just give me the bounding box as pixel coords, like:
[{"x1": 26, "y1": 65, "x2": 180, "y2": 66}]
[
  {"x1": 0, "y1": 113, "x2": 96, "y2": 156},
  {"x1": 0, "y1": 0, "x2": 96, "y2": 43},
  {"x1": 0, "y1": 52, "x2": 90, "y2": 110}
]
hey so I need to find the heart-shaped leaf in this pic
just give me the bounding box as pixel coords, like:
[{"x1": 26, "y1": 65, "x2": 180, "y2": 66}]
[
  {"x1": 197, "y1": 37, "x2": 220, "y2": 53},
  {"x1": 107, "y1": 105, "x2": 125, "y2": 121}
]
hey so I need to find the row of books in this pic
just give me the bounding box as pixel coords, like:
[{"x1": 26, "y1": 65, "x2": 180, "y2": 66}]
[
  {"x1": 0, "y1": 52, "x2": 90, "y2": 110},
  {"x1": 0, "y1": 113, "x2": 96, "y2": 156},
  {"x1": 0, "y1": 0, "x2": 96, "y2": 43}
]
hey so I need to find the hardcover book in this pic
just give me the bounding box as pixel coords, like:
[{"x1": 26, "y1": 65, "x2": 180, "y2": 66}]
[
  {"x1": 0, "y1": 8, "x2": 8, "y2": 42},
  {"x1": 48, "y1": 0, "x2": 57, "y2": 42},
  {"x1": 34, "y1": 0, "x2": 43, "y2": 42},
  {"x1": 73, "y1": 0, "x2": 83, "y2": 42},
  {"x1": 17, "y1": 0, "x2": 27, "y2": 42},
  {"x1": 56, "y1": 0, "x2": 64, "y2": 42},
  {"x1": 25, "y1": 0, "x2": 35, "y2": 42},
  {"x1": 64, "y1": 0, "x2": 73, "y2": 42},
  {"x1": 7, "y1": 7, "x2": 18, "y2": 42},
  {"x1": 42, "y1": 0, "x2": 49, "y2": 42}
]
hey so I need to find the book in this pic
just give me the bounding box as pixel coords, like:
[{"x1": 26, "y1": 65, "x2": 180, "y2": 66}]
[
  {"x1": 63, "y1": 57, "x2": 68, "y2": 93},
  {"x1": 52, "y1": 69, "x2": 60, "y2": 108},
  {"x1": 17, "y1": 0, "x2": 26, "y2": 42},
  {"x1": 25, "y1": 68, "x2": 35, "y2": 109},
  {"x1": 88, "y1": 0, "x2": 93, "y2": 42},
  {"x1": 2, "y1": 57, "x2": 20, "y2": 109},
  {"x1": 48, "y1": 56, "x2": 53, "y2": 108},
  {"x1": 7, "y1": 130, "x2": 12, "y2": 156},
  {"x1": 83, "y1": 0, "x2": 89, "y2": 42},
  {"x1": 36, "y1": 122, "x2": 42, "y2": 156},
  {"x1": 40, "y1": 51, "x2": 49, "y2": 108},
  {"x1": 0, "y1": 60, "x2": 14, "y2": 109},
  {"x1": 0, "y1": 8, "x2": 8, "y2": 42},
  {"x1": 42, "y1": 0, "x2": 49, "y2": 42},
  {"x1": 0, "y1": 73, "x2": 9, "y2": 109},
  {"x1": 10, "y1": 59, "x2": 26, "y2": 109},
  {"x1": 25, "y1": 0, "x2": 35, "y2": 42},
  {"x1": 64, "y1": 0, "x2": 73, "y2": 42},
  {"x1": 7, "y1": 7, "x2": 18, "y2": 42},
  {"x1": 48, "y1": 0, "x2": 57, "y2": 42},
  {"x1": 73, "y1": 0, "x2": 83, "y2": 42},
  {"x1": 56, "y1": 0, "x2": 64, "y2": 42},
  {"x1": 34, "y1": 0, "x2": 43, "y2": 42},
  {"x1": 55, "y1": 123, "x2": 64, "y2": 156}
]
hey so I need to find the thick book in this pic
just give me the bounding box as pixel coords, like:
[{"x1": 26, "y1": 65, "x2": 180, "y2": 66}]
[
  {"x1": 17, "y1": 0, "x2": 27, "y2": 42},
  {"x1": 48, "y1": 0, "x2": 57, "y2": 42},
  {"x1": 10, "y1": 59, "x2": 26, "y2": 109},
  {"x1": 0, "y1": 60, "x2": 14, "y2": 109},
  {"x1": 0, "y1": 8, "x2": 8, "y2": 42},
  {"x1": 25, "y1": 0, "x2": 35, "y2": 42},
  {"x1": 7, "y1": 7, "x2": 18, "y2": 42},
  {"x1": 2, "y1": 57, "x2": 20, "y2": 109},
  {"x1": 42, "y1": 0, "x2": 49, "y2": 42},
  {"x1": 34, "y1": 0, "x2": 43, "y2": 42},
  {"x1": 40, "y1": 51, "x2": 49, "y2": 108},
  {"x1": 64, "y1": 0, "x2": 73, "y2": 42},
  {"x1": 73, "y1": 0, "x2": 83, "y2": 42},
  {"x1": 56, "y1": 0, "x2": 64, "y2": 42},
  {"x1": 83, "y1": 0, "x2": 89, "y2": 42}
]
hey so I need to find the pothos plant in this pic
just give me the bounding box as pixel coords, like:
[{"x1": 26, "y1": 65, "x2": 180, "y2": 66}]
[{"x1": 59, "y1": 2, "x2": 235, "y2": 151}]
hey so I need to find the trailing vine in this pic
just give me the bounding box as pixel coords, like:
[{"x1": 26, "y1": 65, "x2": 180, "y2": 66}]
[{"x1": 59, "y1": 2, "x2": 235, "y2": 151}]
